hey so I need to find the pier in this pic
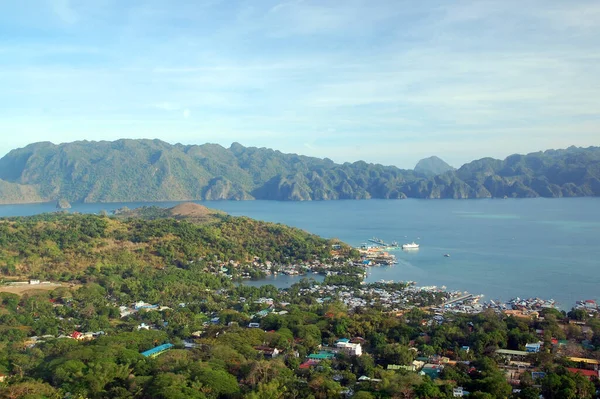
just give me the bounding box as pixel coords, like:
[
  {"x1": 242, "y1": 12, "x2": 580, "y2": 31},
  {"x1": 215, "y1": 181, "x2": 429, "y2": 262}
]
[{"x1": 443, "y1": 294, "x2": 474, "y2": 306}]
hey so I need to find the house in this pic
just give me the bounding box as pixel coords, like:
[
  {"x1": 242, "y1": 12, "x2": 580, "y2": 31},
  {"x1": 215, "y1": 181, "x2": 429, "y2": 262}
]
[
  {"x1": 567, "y1": 368, "x2": 599, "y2": 380},
  {"x1": 496, "y1": 349, "x2": 529, "y2": 361},
  {"x1": 387, "y1": 364, "x2": 416, "y2": 372},
  {"x1": 71, "y1": 331, "x2": 83, "y2": 340},
  {"x1": 29, "y1": 279, "x2": 40, "y2": 285},
  {"x1": 453, "y1": 387, "x2": 466, "y2": 397},
  {"x1": 531, "y1": 372, "x2": 546, "y2": 380},
  {"x1": 137, "y1": 323, "x2": 150, "y2": 330},
  {"x1": 420, "y1": 364, "x2": 443, "y2": 380},
  {"x1": 461, "y1": 346, "x2": 470, "y2": 353},
  {"x1": 308, "y1": 351, "x2": 336, "y2": 361},
  {"x1": 134, "y1": 301, "x2": 159, "y2": 311},
  {"x1": 248, "y1": 322, "x2": 261, "y2": 328},
  {"x1": 299, "y1": 359, "x2": 320, "y2": 369},
  {"x1": 335, "y1": 340, "x2": 362, "y2": 356},
  {"x1": 255, "y1": 346, "x2": 280, "y2": 358},
  {"x1": 525, "y1": 342, "x2": 541, "y2": 353}
]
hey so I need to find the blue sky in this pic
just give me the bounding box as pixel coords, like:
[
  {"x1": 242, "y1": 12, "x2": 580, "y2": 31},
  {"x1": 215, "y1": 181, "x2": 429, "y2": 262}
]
[{"x1": 1, "y1": 0, "x2": 599, "y2": 168}]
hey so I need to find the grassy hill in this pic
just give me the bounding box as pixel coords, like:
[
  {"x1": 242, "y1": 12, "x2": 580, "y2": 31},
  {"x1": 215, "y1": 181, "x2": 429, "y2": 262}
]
[{"x1": 0, "y1": 203, "x2": 351, "y2": 280}]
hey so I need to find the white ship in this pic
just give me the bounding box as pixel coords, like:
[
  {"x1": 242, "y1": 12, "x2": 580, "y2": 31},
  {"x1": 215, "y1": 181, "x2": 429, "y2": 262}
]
[{"x1": 401, "y1": 242, "x2": 419, "y2": 250}]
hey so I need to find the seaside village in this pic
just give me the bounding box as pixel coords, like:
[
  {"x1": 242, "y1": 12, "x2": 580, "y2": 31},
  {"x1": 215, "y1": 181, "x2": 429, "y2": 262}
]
[{"x1": 8, "y1": 239, "x2": 600, "y2": 398}]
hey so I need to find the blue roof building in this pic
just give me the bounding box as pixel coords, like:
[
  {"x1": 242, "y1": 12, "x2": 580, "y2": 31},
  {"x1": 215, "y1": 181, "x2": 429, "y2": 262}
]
[
  {"x1": 141, "y1": 343, "x2": 174, "y2": 358},
  {"x1": 525, "y1": 343, "x2": 541, "y2": 353}
]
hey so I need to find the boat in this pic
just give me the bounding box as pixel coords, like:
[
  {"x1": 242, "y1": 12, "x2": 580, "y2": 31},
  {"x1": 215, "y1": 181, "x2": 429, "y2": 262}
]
[
  {"x1": 401, "y1": 242, "x2": 419, "y2": 250},
  {"x1": 444, "y1": 254, "x2": 450, "y2": 257}
]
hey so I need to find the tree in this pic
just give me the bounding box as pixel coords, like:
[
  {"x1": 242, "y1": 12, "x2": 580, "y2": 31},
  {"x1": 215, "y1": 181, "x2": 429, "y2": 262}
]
[
  {"x1": 0, "y1": 380, "x2": 61, "y2": 399},
  {"x1": 380, "y1": 343, "x2": 415, "y2": 366},
  {"x1": 352, "y1": 392, "x2": 374, "y2": 399}
]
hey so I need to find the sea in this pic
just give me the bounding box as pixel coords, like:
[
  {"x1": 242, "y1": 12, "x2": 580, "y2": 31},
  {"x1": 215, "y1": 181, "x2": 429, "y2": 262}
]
[{"x1": 1, "y1": 198, "x2": 599, "y2": 309}]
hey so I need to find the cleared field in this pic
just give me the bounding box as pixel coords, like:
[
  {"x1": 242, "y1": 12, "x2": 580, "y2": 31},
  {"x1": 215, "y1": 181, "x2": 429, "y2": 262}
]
[{"x1": 0, "y1": 283, "x2": 68, "y2": 296}]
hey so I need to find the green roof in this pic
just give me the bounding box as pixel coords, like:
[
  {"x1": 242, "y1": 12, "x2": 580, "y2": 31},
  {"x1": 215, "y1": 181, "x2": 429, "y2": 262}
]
[
  {"x1": 420, "y1": 368, "x2": 441, "y2": 379},
  {"x1": 308, "y1": 352, "x2": 336, "y2": 360}
]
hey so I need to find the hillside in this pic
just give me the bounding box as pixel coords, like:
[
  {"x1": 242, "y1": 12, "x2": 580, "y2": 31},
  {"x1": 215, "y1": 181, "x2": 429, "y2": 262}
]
[
  {"x1": 0, "y1": 206, "x2": 350, "y2": 279},
  {"x1": 0, "y1": 140, "x2": 599, "y2": 203},
  {"x1": 113, "y1": 202, "x2": 225, "y2": 224}
]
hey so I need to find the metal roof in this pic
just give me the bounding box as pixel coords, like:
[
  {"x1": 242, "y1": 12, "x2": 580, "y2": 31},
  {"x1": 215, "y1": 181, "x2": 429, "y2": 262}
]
[{"x1": 141, "y1": 343, "x2": 174, "y2": 357}]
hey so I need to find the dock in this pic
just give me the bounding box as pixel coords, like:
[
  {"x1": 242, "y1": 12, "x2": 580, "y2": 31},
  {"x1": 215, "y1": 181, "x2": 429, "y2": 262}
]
[{"x1": 443, "y1": 294, "x2": 474, "y2": 306}]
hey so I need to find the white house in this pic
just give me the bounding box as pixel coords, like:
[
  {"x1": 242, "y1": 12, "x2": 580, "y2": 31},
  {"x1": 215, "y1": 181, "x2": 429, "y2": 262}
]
[
  {"x1": 336, "y1": 341, "x2": 362, "y2": 357},
  {"x1": 453, "y1": 387, "x2": 465, "y2": 397}
]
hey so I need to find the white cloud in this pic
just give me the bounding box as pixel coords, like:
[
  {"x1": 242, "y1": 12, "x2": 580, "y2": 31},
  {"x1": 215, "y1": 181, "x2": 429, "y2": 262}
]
[{"x1": 183, "y1": 109, "x2": 191, "y2": 119}]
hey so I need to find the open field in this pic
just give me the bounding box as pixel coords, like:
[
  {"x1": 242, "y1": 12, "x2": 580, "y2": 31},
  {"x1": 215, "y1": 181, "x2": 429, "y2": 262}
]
[{"x1": 0, "y1": 283, "x2": 71, "y2": 296}]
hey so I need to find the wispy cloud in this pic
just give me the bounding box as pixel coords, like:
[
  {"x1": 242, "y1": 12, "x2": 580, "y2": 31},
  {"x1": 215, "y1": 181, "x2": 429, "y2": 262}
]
[{"x1": 1, "y1": 0, "x2": 599, "y2": 167}]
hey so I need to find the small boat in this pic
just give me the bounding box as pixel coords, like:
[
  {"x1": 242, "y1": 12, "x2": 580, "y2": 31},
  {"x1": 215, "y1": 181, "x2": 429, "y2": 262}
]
[
  {"x1": 444, "y1": 254, "x2": 450, "y2": 257},
  {"x1": 402, "y1": 242, "x2": 419, "y2": 250}
]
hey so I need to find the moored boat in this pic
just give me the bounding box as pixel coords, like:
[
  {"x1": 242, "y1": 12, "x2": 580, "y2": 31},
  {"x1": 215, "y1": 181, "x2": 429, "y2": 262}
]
[{"x1": 401, "y1": 242, "x2": 419, "y2": 250}]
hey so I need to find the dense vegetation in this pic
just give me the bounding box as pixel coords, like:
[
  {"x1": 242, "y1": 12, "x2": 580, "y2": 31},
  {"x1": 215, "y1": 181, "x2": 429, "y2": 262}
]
[
  {"x1": 0, "y1": 140, "x2": 598, "y2": 203},
  {"x1": 0, "y1": 207, "x2": 341, "y2": 279}
]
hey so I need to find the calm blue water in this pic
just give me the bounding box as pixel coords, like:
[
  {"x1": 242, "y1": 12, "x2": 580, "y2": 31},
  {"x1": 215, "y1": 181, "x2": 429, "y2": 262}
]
[{"x1": 1, "y1": 198, "x2": 599, "y2": 309}]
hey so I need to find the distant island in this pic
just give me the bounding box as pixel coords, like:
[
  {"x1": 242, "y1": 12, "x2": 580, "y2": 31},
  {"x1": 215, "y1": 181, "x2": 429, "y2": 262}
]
[{"x1": 0, "y1": 139, "x2": 598, "y2": 204}]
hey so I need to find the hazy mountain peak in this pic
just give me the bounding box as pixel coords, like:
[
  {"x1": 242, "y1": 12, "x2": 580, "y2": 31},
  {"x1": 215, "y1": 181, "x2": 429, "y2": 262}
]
[{"x1": 414, "y1": 156, "x2": 455, "y2": 175}]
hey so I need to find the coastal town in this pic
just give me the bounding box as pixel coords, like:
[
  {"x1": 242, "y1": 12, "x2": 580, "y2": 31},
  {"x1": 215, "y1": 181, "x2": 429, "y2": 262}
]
[
  {"x1": 0, "y1": 214, "x2": 599, "y2": 398},
  {"x1": 4, "y1": 255, "x2": 600, "y2": 398}
]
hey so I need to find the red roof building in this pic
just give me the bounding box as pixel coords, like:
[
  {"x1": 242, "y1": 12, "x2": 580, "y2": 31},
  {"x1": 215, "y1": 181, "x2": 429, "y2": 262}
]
[{"x1": 567, "y1": 368, "x2": 599, "y2": 380}]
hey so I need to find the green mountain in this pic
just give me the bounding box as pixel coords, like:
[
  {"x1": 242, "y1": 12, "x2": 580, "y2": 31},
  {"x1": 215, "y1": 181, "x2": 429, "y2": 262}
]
[
  {"x1": 0, "y1": 140, "x2": 598, "y2": 203},
  {"x1": 414, "y1": 156, "x2": 454, "y2": 176}
]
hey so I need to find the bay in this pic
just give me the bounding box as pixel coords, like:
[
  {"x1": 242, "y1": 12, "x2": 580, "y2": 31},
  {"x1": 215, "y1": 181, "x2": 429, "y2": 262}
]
[{"x1": 0, "y1": 198, "x2": 599, "y2": 309}]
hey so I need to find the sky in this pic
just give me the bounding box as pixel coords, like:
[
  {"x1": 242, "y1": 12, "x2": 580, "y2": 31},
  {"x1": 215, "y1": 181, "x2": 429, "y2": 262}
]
[{"x1": 1, "y1": 0, "x2": 599, "y2": 169}]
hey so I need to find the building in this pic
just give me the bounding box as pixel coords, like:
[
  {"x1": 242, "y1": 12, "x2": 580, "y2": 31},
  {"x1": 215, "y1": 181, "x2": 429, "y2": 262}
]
[
  {"x1": 420, "y1": 364, "x2": 443, "y2": 380},
  {"x1": 567, "y1": 368, "x2": 600, "y2": 380},
  {"x1": 496, "y1": 349, "x2": 529, "y2": 361},
  {"x1": 308, "y1": 351, "x2": 336, "y2": 361},
  {"x1": 336, "y1": 339, "x2": 362, "y2": 356},
  {"x1": 254, "y1": 346, "x2": 280, "y2": 358},
  {"x1": 453, "y1": 387, "x2": 466, "y2": 397},
  {"x1": 566, "y1": 357, "x2": 600, "y2": 370},
  {"x1": 141, "y1": 343, "x2": 174, "y2": 358},
  {"x1": 525, "y1": 342, "x2": 541, "y2": 353},
  {"x1": 134, "y1": 301, "x2": 158, "y2": 311}
]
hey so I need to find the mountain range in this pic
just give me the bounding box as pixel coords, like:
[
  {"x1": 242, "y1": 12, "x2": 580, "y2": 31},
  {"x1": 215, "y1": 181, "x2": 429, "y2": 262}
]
[{"x1": 0, "y1": 139, "x2": 598, "y2": 204}]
